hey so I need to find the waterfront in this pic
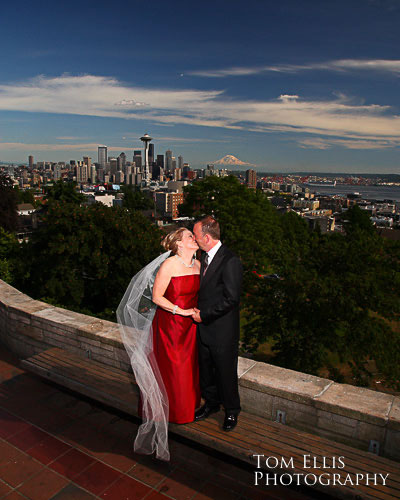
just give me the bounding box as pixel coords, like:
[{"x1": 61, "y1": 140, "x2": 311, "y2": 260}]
[{"x1": 301, "y1": 184, "x2": 400, "y2": 202}]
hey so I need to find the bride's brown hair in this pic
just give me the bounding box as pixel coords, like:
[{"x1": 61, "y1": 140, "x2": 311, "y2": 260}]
[{"x1": 161, "y1": 228, "x2": 187, "y2": 255}]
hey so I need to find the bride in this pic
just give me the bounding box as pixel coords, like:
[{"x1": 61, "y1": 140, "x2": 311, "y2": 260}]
[{"x1": 117, "y1": 227, "x2": 201, "y2": 461}]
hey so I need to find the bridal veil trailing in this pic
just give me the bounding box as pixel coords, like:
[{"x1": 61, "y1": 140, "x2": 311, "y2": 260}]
[{"x1": 116, "y1": 251, "x2": 171, "y2": 461}]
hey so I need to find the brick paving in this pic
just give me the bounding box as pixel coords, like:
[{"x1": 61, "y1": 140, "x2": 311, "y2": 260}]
[{"x1": 0, "y1": 345, "x2": 320, "y2": 500}]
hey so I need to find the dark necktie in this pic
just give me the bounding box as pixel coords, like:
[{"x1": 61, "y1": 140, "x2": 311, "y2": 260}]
[{"x1": 203, "y1": 253, "x2": 209, "y2": 275}]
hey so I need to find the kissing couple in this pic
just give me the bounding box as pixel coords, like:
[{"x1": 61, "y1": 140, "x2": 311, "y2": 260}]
[{"x1": 117, "y1": 216, "x2": 243, "y2": 461}]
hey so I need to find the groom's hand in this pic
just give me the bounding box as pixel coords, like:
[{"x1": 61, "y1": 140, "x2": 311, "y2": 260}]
[{"x1": 192, "y1": 308, "x2": 202, "y2": 323}]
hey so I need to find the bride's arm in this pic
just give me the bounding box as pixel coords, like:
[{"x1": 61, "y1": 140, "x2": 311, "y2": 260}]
[{"x1": 152, "y1": 260, "x2": 194, "y2": 316}]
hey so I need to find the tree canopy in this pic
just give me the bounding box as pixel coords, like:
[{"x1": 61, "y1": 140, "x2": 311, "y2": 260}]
[
  {"x1": 17, "y1": 202, "x2": 163, "y2": 320},
  {"x1": 180, "y1": 176, "x2": 400, "y2": 389},
  {"x1": 0, "y1": 173, "x2": 18, "y2": 232}
]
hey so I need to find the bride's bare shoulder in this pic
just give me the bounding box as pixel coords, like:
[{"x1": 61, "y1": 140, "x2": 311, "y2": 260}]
[
  {"x1": 194, "y1": 259, "x2": 201, "y2": 272},
  {"x1": 158, "y1": 255, "x2": 178, "y2": 273}
]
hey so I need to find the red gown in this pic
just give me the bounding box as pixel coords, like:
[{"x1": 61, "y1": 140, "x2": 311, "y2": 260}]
[{"x1": 151, "y1": 274, "x2": 201, "y2": 424}]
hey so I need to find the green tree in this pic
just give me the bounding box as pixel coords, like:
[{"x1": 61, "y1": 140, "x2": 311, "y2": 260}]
[
  {"x1": 244, "y1": 224, "x2": 400, "y2": 388},
  {"x1": 179, "y1": 176, "x2": 282, "y2": 276},
  {"x1": 0, "y1": 173, "x2": 18, "y2": 232},
  {"x1": 17, "y1": 202, "x2": 163, "y2": 319},
  {"x1": 0, "y1": 227, "x2": 19, "y2": 283},
  {"x1": 45, "y1": 180, "x2": 85, "y2": 205},
  {"x1": 121, "y1": 185, "x2": 154, "y2": 211},
  {"x1": 14, "y1": 186, "x2": 37, "y2": 206},
  {"x1": 343, "y1": 204, "x2": 375, "y2": 235}
]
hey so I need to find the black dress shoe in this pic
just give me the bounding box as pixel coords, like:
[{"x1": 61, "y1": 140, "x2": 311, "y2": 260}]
[
  {"x1": 194, "y1": 404, "x2": 220, "y2": 421},
  {"x1": 223, "y1": 413, "x2": 238, "y2": 431}
]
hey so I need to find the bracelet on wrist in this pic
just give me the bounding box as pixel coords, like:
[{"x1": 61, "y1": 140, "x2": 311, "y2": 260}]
[{"x1": 172, "y1": 305, "x2": 178, "y2": 315}]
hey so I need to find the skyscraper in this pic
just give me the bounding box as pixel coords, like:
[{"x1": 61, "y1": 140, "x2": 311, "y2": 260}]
[
  {"x1": 156, "y1": 154, "x2": 164, "y2": 169},
  {"x1": 178, "y1": 155, "x2": 184, "y2": 170},
  {"x1": 98, "y1": 146, "x2": 107, "y2": 168},
  {"x1": 117, "y1": 152, "x2": 126, "y2": 171},
  {"x1": 165, "y1": 150, "x2": 173, "y2": 172},
  {"x1": 246, "y1": 169, "x2": 257, "y2": 190},
  {"x1": 83, "y1": 156, "x2": 92, "y2": 168},
  {"x1": 149, "y1": 143, "x2": 154, "y2": 165},
  {"x1": 28, "y1": 155, "x2": 34, "y2": 169},
  {"x1": 133, "y1": 152, "x2": 142, "y2": 169}
]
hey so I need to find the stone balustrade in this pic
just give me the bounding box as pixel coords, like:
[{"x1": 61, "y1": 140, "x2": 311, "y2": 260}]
[{"x1": 0, "y1": 279, "x2": 399, "y2": 461}]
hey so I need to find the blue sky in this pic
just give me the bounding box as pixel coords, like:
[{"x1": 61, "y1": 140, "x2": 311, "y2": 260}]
[{"x1": 1, "y1": 0, "x2": 400, "y2": 173}]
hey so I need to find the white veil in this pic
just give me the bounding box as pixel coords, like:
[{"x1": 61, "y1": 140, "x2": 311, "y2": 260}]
[{"x1": 116, "y1": 251, "x2": 171, "y2": 461}]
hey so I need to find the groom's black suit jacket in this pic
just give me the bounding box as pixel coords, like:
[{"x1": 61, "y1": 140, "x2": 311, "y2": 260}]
[{"x1": 197, "y1": 244, "x2": 243, "y2": 346}]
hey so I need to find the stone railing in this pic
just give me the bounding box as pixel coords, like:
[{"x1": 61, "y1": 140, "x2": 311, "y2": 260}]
[{"x1": 0, "y1": 279, "x2": 399, "y2": 461}]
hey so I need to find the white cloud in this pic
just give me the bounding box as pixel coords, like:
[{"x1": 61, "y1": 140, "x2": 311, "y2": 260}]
[
  {"x1": 1, "y1": 74, "x2": 400, "y2": 151},
  {"x1": 188, "y1": 59, "x2": 400, "y2": 78},
  {"x1": 0, "y1": 142, "x2": 140, "y2": 152}
]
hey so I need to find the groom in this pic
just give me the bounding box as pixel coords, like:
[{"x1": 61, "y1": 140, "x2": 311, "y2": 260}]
[{"x1": 192, "y1": 216, "x2": 243, "y2": 431}]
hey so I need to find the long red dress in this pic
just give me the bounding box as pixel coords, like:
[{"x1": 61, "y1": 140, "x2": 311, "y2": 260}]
[{"x1": 151, "y1": 274, "x2": 201, "y2": 424}]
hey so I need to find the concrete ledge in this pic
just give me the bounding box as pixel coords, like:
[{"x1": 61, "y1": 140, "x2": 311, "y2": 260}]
[{"x1": 1, "y1": 279, "x2": 399, "y2": 461}]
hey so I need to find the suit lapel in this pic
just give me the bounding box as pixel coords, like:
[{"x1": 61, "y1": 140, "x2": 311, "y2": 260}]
[{"x1": 200, "y1": 245, "x2": 225, "y2": 289}]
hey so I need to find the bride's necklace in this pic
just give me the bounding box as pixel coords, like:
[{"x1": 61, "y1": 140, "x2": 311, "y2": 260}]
[{"x1": 175, "y1": 254, "x2": 195, "y2": 268}]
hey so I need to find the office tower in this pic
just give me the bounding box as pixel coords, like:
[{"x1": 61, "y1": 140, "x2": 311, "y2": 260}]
[
  {"x1": 83, "y1": 156, "x2": 92, "y2": 169},
  {"x1": 54, "y1": 164, "x2": 62, "y2": 181},
  {"x1": 109, "y1": 158, "x2": 118, "y2": 175},
  {"x1": 98, "y1": 146, "x2": 107, "y2": 167},
  {"x1": 133, "y1": 152, "x2": 142, "y2": 169},
  {"x1": 156, "y1": 154, "x2": 164, "y2": 169},
  {"x1": 246, "y1": 169, "x2": 257, "y2": 190},
  {"x1": 149, "y1": 143, "x2": 154, "y2": 165},
  {"x1": 172, "y1": 157, "x2": 176, "y2": 171},
  {"x1": 97, "y1": 168, "x2": 105, "y2": 182},
  {"x1": 152, "y1": 164, "x2": 160, "y2": 180},
  {"x1": 115, "y1": 171, "x2": 124, "y2": 184},
  {"x1": 117, "y1": 152, "x2": 126, "y2": 171},
  {"x1": 165, "y1": 150, "x2": 173, "y2": 172},
  {"x1": 77, "y1": 164, "x2": 88, "y2": 183},
  {"x1": 182, "y1": 164, "x2": 191, "y2": 178},
  {"x1": 178, "y1": 155, "x2": 184, "y2": 170},
  {"x1": 123, "y1": 164, "x2": 132, "y2": 179},
  {"x1": 140, "y1": 133, "x2": 153, "y2": 183},
  {"x1": 90, "y1": 165, "x2": 97, "y2": 184},
  {"x1": 28, "y1": 155, "x2": 34, "y2": 169}
]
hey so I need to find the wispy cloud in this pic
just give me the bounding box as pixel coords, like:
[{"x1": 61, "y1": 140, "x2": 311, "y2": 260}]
[
  {"x1": 297, "y1": 137, "x2": 400, "y2": 150},
  {"x1": 0, "y1": 142, "x2": 143, "y2": 152},
  {"x1": 1, "y1": 74, "x2": 400, "y2": 151},
  {"x1": 188, "y1": 59, "x2": 400, "y2": 78}
]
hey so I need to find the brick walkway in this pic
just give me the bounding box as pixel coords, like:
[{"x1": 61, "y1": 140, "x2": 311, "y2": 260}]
[{"x1": 0, "y1": 345, "x2": 319, "y2": 500}]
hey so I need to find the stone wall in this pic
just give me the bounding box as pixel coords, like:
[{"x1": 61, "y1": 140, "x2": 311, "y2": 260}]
[{"x1": 1, "y1": 279, "x2": 399, "y2": 461}]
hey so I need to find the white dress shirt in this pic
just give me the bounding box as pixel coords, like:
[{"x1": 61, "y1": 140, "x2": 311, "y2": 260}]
[{"x1": 206, "y1": 240, "x2": 222, "y2": 266}]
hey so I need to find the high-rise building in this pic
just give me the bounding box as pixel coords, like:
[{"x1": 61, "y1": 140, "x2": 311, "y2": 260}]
[
  {"x1": 156, "y1": 155, "x2": 164, "y2": 169},
  {"x1": 109, "y1": 158, "x2": 118, "y2": 175},
  {"x1": 90, "y1": 165, "x2": 97, "y2": 184},
  {"x1": 165, "y1": 150, "x2": 173, "y2": 172},
  {"x1": 28, "y1": 155, "x2": 34, "y2": 169},
  {"x1": 149, "y1": 143, "x2": 154, "y2": 165},
  {"x1": 117, "y1": 152, "x2": 126, "y2": 171},
  {"x1": 83, "y1": 156, "x2": 92, "y2": 168},
  {"x1": 54, "y1": 164, "x2": 62, "y2": 181},
  {"x1": 133, "y1": 152, "x2": 142, "y2": 169},
  {"x1": 76, "y1": 164, "x2": 88, "y2": 183},
  {"x1": 246, "y1": 169, "x2": 257, "y2": 190},
  {"x1": 98, "y1": 146, "x2": 107, "y2": 168},
  {"x1": 178, "y1": 155, "x2": 184, "y2": 170}
]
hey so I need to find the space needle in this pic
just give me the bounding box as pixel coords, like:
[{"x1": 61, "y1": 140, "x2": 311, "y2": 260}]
[{"x1": 140, "y1": 133, "x2": 152, "y2": 184}]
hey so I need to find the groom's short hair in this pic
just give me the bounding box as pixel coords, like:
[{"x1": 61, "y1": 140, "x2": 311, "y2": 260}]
[{"x1": 197, "y1": 216, "x2": 220, "y2": 240}]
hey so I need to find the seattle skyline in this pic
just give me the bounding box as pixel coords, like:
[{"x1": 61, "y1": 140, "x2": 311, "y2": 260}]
[{"x1": 1, "y1": 0, "x2": 400, "y2": 173}]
